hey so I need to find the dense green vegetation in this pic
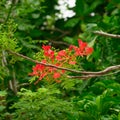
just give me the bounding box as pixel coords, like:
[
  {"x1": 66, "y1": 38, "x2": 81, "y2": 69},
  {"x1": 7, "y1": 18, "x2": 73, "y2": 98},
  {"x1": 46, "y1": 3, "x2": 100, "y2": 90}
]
[{"x1": 0, "y1": 0, "x2": 120, "y2": 119}]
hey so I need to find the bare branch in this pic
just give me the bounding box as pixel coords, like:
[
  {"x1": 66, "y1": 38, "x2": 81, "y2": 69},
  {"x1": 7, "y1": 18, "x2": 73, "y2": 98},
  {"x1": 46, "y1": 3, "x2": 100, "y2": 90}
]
[
  {"x1": 46, "y1": 27, "x2": 69, "y2": 34},
  {"x1": 80, "y1": 65, "x2": 120, "y2": 75},
  {"x1": 68, "y1": 69, "x2": 120, "y2": 79},
  {"x1": 93, "y1": 31, "x2": 120, "y2": 38},
  {"x1": 7, "y1": 50, "x2": 120, "y2": 79},
  {"x1": 8, "y1": 50, "x2": 83, "y2": 74},
  {"x1": 17, "y1": 83, "x2": 30, "y2": 88},
  {"x1": 48, "y1": 39, "x2": 70, "y2": 47},
  {"x1": 68, "y1": 74, "x2": 101, "y2": 79}
]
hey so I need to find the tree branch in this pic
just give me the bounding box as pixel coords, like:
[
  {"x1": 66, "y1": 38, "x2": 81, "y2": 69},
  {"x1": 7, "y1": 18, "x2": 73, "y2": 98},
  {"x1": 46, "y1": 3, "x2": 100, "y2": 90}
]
[
  {"x1": 8, "y1": 50, "x2": 83, "y2": 74},
  {"x1": 48, "y1": 39, "x2": 70, "y2": 47},
  {"x1": 80, "y1": 65, "x2": 120, "y2": 75},
  {"x1": 7, "y1": 50, "x2": 120, "y2": 79},
  {"x1": 93, "y1": 31, "x2": 120, "y2": 38},
  {"x1": 5, "y1": 0, "x2": 14, "y2": 23},
  {"x1": 68, "y1": 70, "x2": 120, "y2": 79}
]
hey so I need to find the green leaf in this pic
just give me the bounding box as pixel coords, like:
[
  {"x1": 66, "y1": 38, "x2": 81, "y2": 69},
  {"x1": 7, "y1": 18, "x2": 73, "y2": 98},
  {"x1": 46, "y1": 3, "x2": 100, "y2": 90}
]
[
  {"x1": 62, "y1": 79, "x2": 75, "y2": 90},
  {"x1": 84, "y1": 101, "x2": 98, "y2": 119},
  {"x1": 85, "y1": 1, "x2": 103, "y2": 15},
  {"x1": 75, "y1": 0, "x2": 85, "y2": 16},
  {"x1": 20, "y1": 39, "x2": 41, "y2": 50},
  {"x1": 0, "y1": 106, "x2": 5, "y2": 112},
  {"x1": 18, "y1": 23, "x2": 35, "y2": 31},
  {"x1": 0, "y1": 91, "x2": 7, "y2": 96},
  {"x1": 118, "y1": 112, "x2": 120, "y2": 120},
  {"x1": 32, "y1": 13, "x2": 40, "y2": 19},
  {"x1": 63, "y1": 37, "x2": 76, "y2": 44},
  {"x1": 64, "y1": 18, "x2": 79, "y2": 28},
  {"x1": 29, "y1": 76, "x2": 38, "y2": 83},
  {"x1": 96, "y1": 96, "x2": 101, "y2": 112},
  {"x1": 88, "y1": 36, "x2": 97, "y2": 47},
  {"x1": 86, "y1": 23, "x2": 98, "y2": 31}
]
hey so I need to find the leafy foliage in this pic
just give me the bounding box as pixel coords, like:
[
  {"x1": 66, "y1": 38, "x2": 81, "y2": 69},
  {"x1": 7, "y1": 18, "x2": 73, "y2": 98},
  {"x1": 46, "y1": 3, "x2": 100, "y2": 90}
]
[
  {"x1": 0, "y1": 0, "x2": 120, "y2": 119},
  {"x1": 0, "y1": 21, "x2": 18, "y2": 51},
  {"x1": 11, "y1": 88, "x2": 74, "y2": 120},
  {"x1": 72, "y1": 80, "x2": 120, "y2": 120}
]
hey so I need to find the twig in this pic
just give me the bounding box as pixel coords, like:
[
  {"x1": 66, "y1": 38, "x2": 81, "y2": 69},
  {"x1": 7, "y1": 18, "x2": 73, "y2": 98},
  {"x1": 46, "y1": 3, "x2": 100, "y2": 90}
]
[
  {"x1": 68, "y1": 74, "x2": 100, "y2": 79},
  {"x1": 93, "y1": 31, "x2": 120, "y2": 38},
  {"x1": 7, "y1": 50, "x2": 120, "y2": 79},
  {"x1": 17, "y1": 83, "x2": 30, "y2": 88},
  {"x1": 48, "y1": 40, "x2": 70, "y2": 47},
  {"x1": 5, "y1": 0, "x2": 14, "y2": 23},
  {"x1": 68, "y1": 69, "x2": 120, "y2": 79},
  {"x1": 80, "y1": 65, "x2": 120, "y2": 75},
  {"x1": 46, "y1": 27, "x2": 69, "y2": 34}
]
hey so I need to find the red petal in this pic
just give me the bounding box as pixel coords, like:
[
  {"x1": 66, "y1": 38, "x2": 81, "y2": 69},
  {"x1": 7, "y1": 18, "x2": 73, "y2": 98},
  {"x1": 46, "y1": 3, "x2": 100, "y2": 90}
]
[
  {"x1": 69, "y1": 61, "x2": 76, "y2": 65},
  {"x1": 61, "y1": 70, "x2": 65, "y2": 73},
  {"x1": 78, "y1": 39, "x2": 87, "y2": 51},
  {"x1": 58, "y1": 50, "x2": 66, "y2": 56},
  {"x1": 85, "y1": 47, "x2": 93, "y2": 55},
  {"x1": 42, "y1": 45, "x2": 51, "y2": 51},
  {"x1": 53, "y1": 72, "x2": 61, "y2": 79}
]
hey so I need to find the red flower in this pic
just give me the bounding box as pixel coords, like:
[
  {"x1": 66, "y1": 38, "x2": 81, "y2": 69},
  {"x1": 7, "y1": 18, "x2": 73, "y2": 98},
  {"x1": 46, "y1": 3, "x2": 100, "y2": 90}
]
[
  {"x1": 78, "y1": 39, "x2": 87, "y2": 51},
  {"x1": 74, "y1": 48, "x2": 83, "y2": 56},
  {"x1": 69, "y1": 45, "x2": 77, "y2": 51},
  {"x1": 69, "y1": 39, "x2": 93, "y2": 56},
  {"x1": 29, "y1": 70, "x2": 38, "y2": 76},
  {"x1": 58, "y1": 50, "x2": 66, "y2": 56},
  {"x1": 61, "y1": 70, "x2": 65, "y2": 73},
  {"x1": 42, "y1": 45, "x2": 51, "y2": 51},
  {"x1": 48, "y1": 67, "x2": 56, "y2": 72},
  {"x1": 69, "y1": 61, "x2": 76, "y2": 65},
  {"x1": 44, "y1": 49, "x2": 54, "y2": 58},
  {"x1": 30, "y1": 39, "x2": 93, "y2": 85},
  {"x1": 29, "y1": 60, "x2": 47, "y2": 76},
  {"x1": 39, "y1": 72, "x2": 47, "y2": 80},
  {"x1": 34, "y1": 72, "x2": 47, "y2": 85},
  {"x1": 41, "y1": 59, "x2": 47, "y2": 63},
  {"x1": 56, "y1": 55, "x2": 63, "y2": 61},
  {"x1": 56, "y1": 50, "x2": 67, "y2": 61},
  {"x1": 42, "y1": 45, "x2": 54, "y2": 59},
  {"x1": 85, "y1": 47, "x2": 93, "y2": 55},
  {"x1": 53, "y1": 72, "x2": 61, "y2": 79},
  {"x1": 55, "y1": 63, "x2": 61, "y2": 66},
  {"x1": 33, "y1": 64, "x2": 45, "y2": 72}
]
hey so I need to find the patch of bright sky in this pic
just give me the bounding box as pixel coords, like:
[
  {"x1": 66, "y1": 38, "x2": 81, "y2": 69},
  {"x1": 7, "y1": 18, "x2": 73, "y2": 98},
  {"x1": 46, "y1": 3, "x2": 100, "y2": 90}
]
[{"x1": 55, "y1": 0, "x2": 76, "y2": 20}]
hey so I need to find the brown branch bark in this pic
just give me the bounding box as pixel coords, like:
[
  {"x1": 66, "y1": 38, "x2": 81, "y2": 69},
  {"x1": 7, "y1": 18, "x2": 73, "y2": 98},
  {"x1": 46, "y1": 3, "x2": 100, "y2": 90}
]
[
  {"x1": 7, "y1": 50, "x2": 120, "y2": 79},
  {"x1": 93, "y1": 31, "x2": 120, "y2": 38},
  {"x1": 69, "y1": 70, "x2": 120, "y2": 79},
  {"x1": 48, "y1": 40, "x2": 70, "y2": 47},
  {"x1": 8, "y1": 50, "x2": 83, "y2": 74},
  {"x1": 80, "y1": 65, "x2": 120, "y2": 75}
]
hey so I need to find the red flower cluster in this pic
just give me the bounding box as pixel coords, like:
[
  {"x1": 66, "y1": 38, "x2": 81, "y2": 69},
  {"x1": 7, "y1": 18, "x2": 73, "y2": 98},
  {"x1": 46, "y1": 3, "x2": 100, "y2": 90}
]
[
  {"x1": 69, "y1": 39, "x2": 93, "y2": 56},
  {"x1": 29, "y1": 39, "x2": 93, "y2": 84},
  {"x1": 29, "y1": 60, "x2": 47, "y2": 84},
  {"x1": 42, "y1": 45, "x2": 54, "y2": 60}
]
